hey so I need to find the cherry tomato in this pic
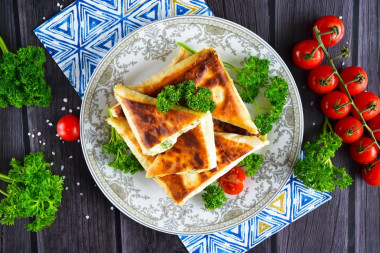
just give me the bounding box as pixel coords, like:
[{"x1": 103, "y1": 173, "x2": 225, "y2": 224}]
[
  {"x1": 334, "y1": 116, "x2": 364, "y2": 143},
  {"x1": 368, "y1": 115, "x2": 380, "y2": 140},
  {"x1": 362, "y1": 160, "x2": 380, "y2": 186},
  {"x1": 307, "y1": 65, "x2": 338, "y2": 94},
  {"x1": 219, "y1": 166, "x2": 246, "y2": 195},
  {"x1": 351, "y1": 92, "x2": 380, "y2": 121},
  {"x1": 321, "y1": 91, "x2": 351, "y2": 119},
  {"x1": 349, "y1": 137, "x2": 379, "y2": 164},
  {"x1": 313, "y1": 15, "x2": 344, "y2": 47},
  {"x1": 57, "y1": 114, "x2": 80, "y2": 141},
  {"x1": 338, "y1": 66, "x2": 368, "y2": 96},
  {"x1": 292, "y1": 40, "x2": 324, "y2": 70}
]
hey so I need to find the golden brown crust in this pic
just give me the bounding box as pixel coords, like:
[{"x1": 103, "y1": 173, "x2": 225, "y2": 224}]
[
  {"x1": 131, "y1": 48, "x2": 258, "y2": 134},
  {"x1": 146, "y1": 114, "x2": 216, "y2": 178}
]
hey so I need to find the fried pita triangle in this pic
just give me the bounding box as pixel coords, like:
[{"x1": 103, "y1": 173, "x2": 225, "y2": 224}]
[
  {"x1": 114, "y1": 84, "x2": 207, "y2": 156},
  {"x1": 130, "y1": 48, "x2": 258, "y2": 134},
  {"x1": 146, "y1": 113, "x2": 216, "y2": 178}
]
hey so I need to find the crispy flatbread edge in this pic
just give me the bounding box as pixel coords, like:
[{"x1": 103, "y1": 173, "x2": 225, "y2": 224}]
[
  {"x1": 114, "y1": 84, "x2": 208, "y2": 156},
  {"x1": 105, "y1": 117, "x2": 155, "y2": 171},
  {"x1": 156, "y1": 134, "x2": 269, "y2": 205},
  {"x1": 145, "y1": 112, "x2": 217, "y2": 178}
]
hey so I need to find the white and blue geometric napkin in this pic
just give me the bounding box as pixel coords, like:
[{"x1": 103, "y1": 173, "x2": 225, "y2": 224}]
[{"x1": 34, "y1": 1, "x2": 331, "y2": 252}]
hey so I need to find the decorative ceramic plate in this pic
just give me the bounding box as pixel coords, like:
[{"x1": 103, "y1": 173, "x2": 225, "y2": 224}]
[{"x1": 80, "y1": 16, "x2": 303, "y2": 235}]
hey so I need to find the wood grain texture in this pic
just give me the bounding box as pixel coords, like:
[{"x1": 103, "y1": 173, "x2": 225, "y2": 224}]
[
  {"x1": 356, "y1": 1, "x2": 380, "y2": 253},
  {"x1": 0, "y1": 0, "x2": 379, "y2": 252},
  {"x1": 0, "y1": 0, "x2": 32, "y2": 252}
]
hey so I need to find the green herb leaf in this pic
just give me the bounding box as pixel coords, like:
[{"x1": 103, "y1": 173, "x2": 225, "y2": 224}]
[
  {"x1": 239, "y1": 153, "x2": 264, "y2": 177},
  {"x1": 202, "y1": 182, "x2": 227, "y2": 210}
]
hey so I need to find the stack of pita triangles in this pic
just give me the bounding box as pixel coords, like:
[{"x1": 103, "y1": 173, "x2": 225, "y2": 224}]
[{"x1": 106, "y1": 47, "x2": 269, "y2": 205}]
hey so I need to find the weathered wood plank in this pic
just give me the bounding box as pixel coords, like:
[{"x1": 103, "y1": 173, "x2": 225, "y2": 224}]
[
  {"x1": 0, "y1": 0, "x2": 32, "y2": 252},
  {"x1": 274, "y1": 1, "x2": 355, "y2": 252},
  {"x1": 14, "y1": 0, "x2": 118, "y2": 252},
  {"x1": 356, "y1": 1, "x2": 380, "y2": 253}
]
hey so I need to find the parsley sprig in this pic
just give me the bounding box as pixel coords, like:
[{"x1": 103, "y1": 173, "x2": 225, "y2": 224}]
[
  {"x1": 202, "y1": 182, "x2": 227, "y2": 210},
  {"x1": 294, "y1": 116, "x2": 353, "y2": 192},
  {"x1": 156, "y1": 80, "x2": 215, "y2": 113},
  {"x1": 0, "y1": 152, "x2": 63, "y2": 231},
  {"x1": 239, "y1": 153, "x2": 264, "y2": 177},
  {"x1": 102, "y1": 110, "x2": 145, "y2": 174}
]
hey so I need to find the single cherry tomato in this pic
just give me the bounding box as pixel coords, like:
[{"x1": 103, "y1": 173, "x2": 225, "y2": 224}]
[
  {"x1": 57, "y1": 114, "x2": 80, "y2": 141},
  {"x1": 351, "y1": 92, "x2": 380, "y2": 121},
  {"x1": 362, "y1": 160, "x2": 380, "y2": 186},
  {"x1": 334, "y1": 116, "x2": 364, "y2": 143},
  {"x1": 313, "y1": 15, "x2": 344, "y2": 47},
  {"x1": 349, "y1": 137, "x2": 379, "y2": 164},
  {"x1": 368, "y1": 115, "x2": 380, "y2": 140},
  {"x1": 307, "y1": 65, "x2": 338, "y2": 94},
  {"x1": 292, "y1": 40, "x2": 324, "y2": 70},
  {"x1": 321, "y1": 91, "x2": 351, "y2": 119},
  {"x1": 338, "y1": 66, "x2": 368, "y2": 96},
  {"x1": 219, "y1": 166, "x2": 246, "y2": 195}
]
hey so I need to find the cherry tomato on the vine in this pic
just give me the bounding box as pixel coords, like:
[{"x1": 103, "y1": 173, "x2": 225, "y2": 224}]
[
  {"x1": 338, "y1": 66, "x2": 368, "y2": 96},
  {"x1": 57, "y1": 114, "x2": 80, "y2": 141},
  {"x1": 321, "y1": 91, "x2": 351, "y2": 119},
  {"x1": 307, "y1": 65, "x2": 338, "y2": 94},
  {"x1": 351, "y1": 92, "x2": 380, "y2": 121},
  {"x1": 349, "y1": 137, "x2": 379, "y2": 164},
  {"x1": 362, "y1": 160, "x2": 380, "y2": 186},
  {"x1": 334, "y1": 116, "x2": 364, "y2": 143},
  {"x1": 292, "y1": 40, "x2": 324, "y2": 70},
  {"x1": 313, "y1": 15, "x2": 344, "y2": 47},
  {"x1": 368, "y1": 115, "x2": 380, "y2": 140},
  {"x1": 219, "y1": 166, "x2": 246, "y2": 195}
]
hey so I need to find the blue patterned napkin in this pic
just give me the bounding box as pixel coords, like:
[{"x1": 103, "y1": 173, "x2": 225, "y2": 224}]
[{"x1": 34, "y1": 1, "x2": 331, "y2": 252}]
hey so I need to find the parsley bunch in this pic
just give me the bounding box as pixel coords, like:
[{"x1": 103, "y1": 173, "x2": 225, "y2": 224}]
[
  {"x1": 157, "y1": 81, "x2": 215, "y2": 113},
  {"x1": 202, "y1": 182, "x2": 227, "y2": 210},
  {"x1": 0, "y1": 152, "x2": 63, "y2": 232},
  {"x1": 0, "y1": 36, "x2": 51, "y2": 108},
  {"x1": 239, "y1": 153, "x2": 264, "y2": 177},
  {"x1": 102, "y1": 111, "x2": 144, "y2": 175},
  {"x1": 294, "y1": 117, "x2": 353, "y2": 192}
]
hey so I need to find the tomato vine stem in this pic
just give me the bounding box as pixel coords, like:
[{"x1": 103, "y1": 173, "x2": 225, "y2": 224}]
[{"x1": 313, "y1": 26, "x2": 380, "y2": 150}]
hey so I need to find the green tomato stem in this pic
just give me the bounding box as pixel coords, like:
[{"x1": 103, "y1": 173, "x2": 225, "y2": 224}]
[
  {"x1": 313, "y1": 26, "x2": 380, "y2": 150},
  {"x1": 0, "y1": 36, "x2": 9, "y2": 54},
  {"x1": 323, "y1": 115, "x2": 333, "y2": 134}
]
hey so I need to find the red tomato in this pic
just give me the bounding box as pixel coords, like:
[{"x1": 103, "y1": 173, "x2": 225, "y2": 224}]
[
  {"x1": 307, "y1": 65, "x2": 338, "y2": 94},
  {"x1": 313, "y1": 15, "x2": 344, "y2": 47},
  {"x1": 57, "y1": 114, "x2": 80, "y2": 141},
  {"x1": 334, "y1": 116, "x2": 364, "y2": 143},
  {"x1": 351, "y1": 92, "x2": 380, "y2": 121},
  {"x1": 368, "y1": 115, "x2": 380, "y2": 140},
  {"x1": 292, "y1": 40, "x2": 324, "y2": 70},
  {"x1": 219, "y1": 166, "x2": 246, "y2": 195},
  {"x1": 349, "y1": 137, "x2": 379, "y2": 164},
  {"x1": 338, "y1": 66, "x2": 368, "y2": 96},
  {"x1": 321, "y1": 91, "x2": 351, "y2": 119},
  {"x1": 362, "y1": 160, "x2": 380, "y2": 186}
]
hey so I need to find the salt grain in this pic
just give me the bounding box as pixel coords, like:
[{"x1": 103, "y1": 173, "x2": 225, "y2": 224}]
[
  {"x1": 77, "y1": 139, "x2": 80, "y2": 143},
  {"x1": 32, "y1": 134, "x2": 35, "y2": 138},
  {"x1": 56, "y1": 134, "x2": 59, "y2": 137},
  {"x1": 51, "y1": 162, "x2": 54, "y2": 165},
  {"x1": 37, "y1": 132, "x2": 41, "y2": 136},
  {"x1": 57, "y1": 3, "x2": 60, "y2": 7},
  {"x1": 76, "y1": 182, "x2": 80, "y2": 186},
  {"x1": 62, "y1": 176, "x2": 66, "y2": 179},
  {"x1": 80, "y1": 193, "x2": 83, "y2": 196},
  {"x1": 110, "y1": 206, "x2": 114, "y2": 211},
  {"x1": 61, "y1": 107, "x2": 65, "y2": 111},
  {"x1": 39, "y1": 140, "x2": 42, "y2": 144},
  {"x1": 342, "y1": 62, "x2": 345, "y2": 66},
  {"x1": 310, "y1": 101, "x2": 314, "y2": 106},
  {"x1": 63, "y1": 98, "x2": 68, "y2": 102},
  {"x1": 65, "y1": 187, "x2": 68, "y2": 190},
  {"x1": 312, "y1": 122, "x2": 316, "y2": 126},
  {"x1": 52, "y1": 151, "x2": 55, "y2": 155},
  {"x1": 69, "y1": 109, "x2": 72, "y2": 113},
  {"x1": 69, "y1": 155, "x2": 73, "y2": 159},
  {"x1": 43, "y1": 17, "x2": 46, "y2": 20},
  {"x1": 85, "y1": 215, "x2": 89, "y2": 219},
  {"x1": 61, "y1": 165, "x2": 64, "y2": 170},
  {"x1": 43, "y1": 142, "x2": 46, "y2": 145},
  {"x1": 77, "y1": 106, "x2": 80, "y2": 110},
  {"x1": 46, "y1": 119, "x2": 50, "y2": 123},
  {"x1": 48, "y1": 123, "x2": 53, "y2": 126},
  {"x1": 339, "y1": 16, "x2": 343, "y2": 19},
  {"x1": 28, "y1": 132, "x2": 31, "y2": 136}
]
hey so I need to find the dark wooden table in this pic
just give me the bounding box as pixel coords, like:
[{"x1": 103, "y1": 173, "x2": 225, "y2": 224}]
[{"x1": 1, "y1": 0, "x2": 379, "y2": 252}]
